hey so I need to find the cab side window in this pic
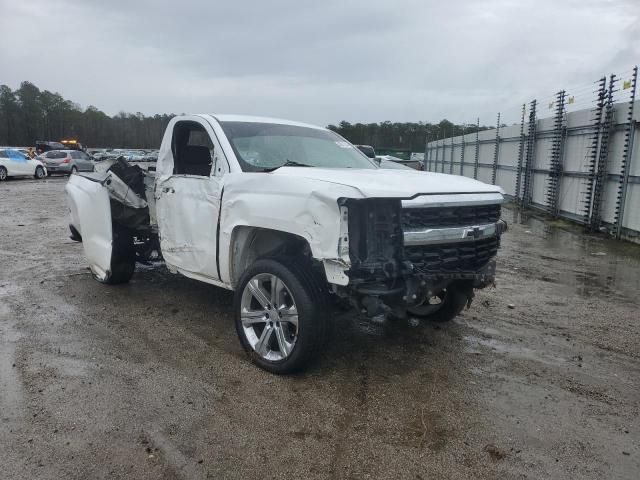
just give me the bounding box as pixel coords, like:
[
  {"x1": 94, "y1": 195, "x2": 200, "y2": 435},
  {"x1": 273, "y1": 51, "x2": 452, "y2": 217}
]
[{"x1": 171, "y1": 121, "x2": 214, "y2": 176}]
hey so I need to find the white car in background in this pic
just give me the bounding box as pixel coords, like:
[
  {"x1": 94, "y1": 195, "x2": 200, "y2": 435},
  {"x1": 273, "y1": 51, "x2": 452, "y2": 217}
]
[{"x1": 0, "y1": 148, "x2": 47, "y2": 181}]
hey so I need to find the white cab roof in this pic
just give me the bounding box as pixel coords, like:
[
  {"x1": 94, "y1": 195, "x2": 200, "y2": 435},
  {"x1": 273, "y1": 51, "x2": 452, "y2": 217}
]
[{"x1": 203, "y1": 114, "x2": 326, "y2": 131}]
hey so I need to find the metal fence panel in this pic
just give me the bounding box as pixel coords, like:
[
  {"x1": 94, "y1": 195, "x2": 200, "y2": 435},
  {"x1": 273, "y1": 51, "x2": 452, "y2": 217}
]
[{"x1": 425, "y1": 99, "x2": 640, "y2": 242}]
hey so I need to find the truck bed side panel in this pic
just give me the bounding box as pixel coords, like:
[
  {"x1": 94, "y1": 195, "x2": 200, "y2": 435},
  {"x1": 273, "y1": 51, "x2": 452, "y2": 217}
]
[{"x1": 65, "y1": 175, "x2": 113, "y2": 281}]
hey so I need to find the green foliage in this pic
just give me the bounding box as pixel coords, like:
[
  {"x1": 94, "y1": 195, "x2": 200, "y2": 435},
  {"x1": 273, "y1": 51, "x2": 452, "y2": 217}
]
[
  {"x1": 327, "y1": 120, "x2": 491, "y2": 153},
  {"x1": 0, "y1": 80, "x2": 491, "y2": 150},
  {"x1": 0, "y1": 81, "x2": 174, "y2": 148}
]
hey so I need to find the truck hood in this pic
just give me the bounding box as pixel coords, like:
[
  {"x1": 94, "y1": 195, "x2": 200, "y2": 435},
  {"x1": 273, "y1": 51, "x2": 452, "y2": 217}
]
[{"x1": 270, "y1": 167, "x2": 503, "y2": 198}]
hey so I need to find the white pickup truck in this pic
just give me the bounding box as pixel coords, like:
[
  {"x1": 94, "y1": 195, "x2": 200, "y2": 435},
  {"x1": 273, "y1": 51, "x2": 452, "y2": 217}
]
[{"x1": 66, "y1": 115, "x2": 506, "y2": 373}]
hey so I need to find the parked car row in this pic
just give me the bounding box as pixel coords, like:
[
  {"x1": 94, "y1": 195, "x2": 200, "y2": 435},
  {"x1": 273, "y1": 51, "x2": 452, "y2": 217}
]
[
  {"x1": 3, "y1": 142, "x2": 414, "y2": 181},
  {"x1": 0, "y1": 147, "x2": 99, "y2": 181},
  {"x1": 355, "y1": 145, "x2": 425, "y2": 170},
  {"x1": 0, "y1": 145, "x2": 160, "y2": 181},
  {"x1": 88, "y1": 149, "x2": 159, "y2": 163}
]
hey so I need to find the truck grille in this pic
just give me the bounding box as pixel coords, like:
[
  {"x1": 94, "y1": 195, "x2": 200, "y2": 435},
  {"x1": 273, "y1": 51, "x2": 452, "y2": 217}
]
[
  {"x1": 405, "y1": 236, "x2": 499, "y2": 273},
  {"x1": 401, "y1": 204, "x2": 501, "y2": 230}
]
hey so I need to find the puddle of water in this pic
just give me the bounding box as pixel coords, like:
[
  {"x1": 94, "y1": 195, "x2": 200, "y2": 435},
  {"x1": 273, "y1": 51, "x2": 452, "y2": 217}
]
[
  {"x1": 29, "y1": 353, "x2": 89, "y2": 378},
  {"x1": 0, "y1": 282, "x2": 21, "y2": 297},
  {"x1": 464, "y1": 335, "x2": 568, "y2": 366},
  {"x1": 504, "y1": 206, "x2": 640, "y2": 299}
]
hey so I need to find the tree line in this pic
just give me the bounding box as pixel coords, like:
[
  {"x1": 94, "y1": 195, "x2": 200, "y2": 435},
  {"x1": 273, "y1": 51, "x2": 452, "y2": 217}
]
[
  {"x1": 327, "y1": 120, "x2": 492, "y2": 153},
  {"x1": 0, "y1": 81, "x2": 173, "y2": 148},
  {"x1": 0, "y1": 81, "x2": 490, "y2": 150}
]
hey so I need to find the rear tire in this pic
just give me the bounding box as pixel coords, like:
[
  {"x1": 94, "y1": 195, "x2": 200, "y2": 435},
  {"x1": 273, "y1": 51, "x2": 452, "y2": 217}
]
[
  {"x1": 0, "y1": 166, "x2": 7, "y2": 181},
  {"x1": 234, "y1": 257, "x2": 328, "y2": 374},
  {"x1": 407, "y1": 281, "x2": 472, "y2": 323},
  {"x1": 94, "y1": 225, "x2": 136, "y2": 285},
  {"x1": 34, "y1": 166, "x2": 45, "y2": 179}
]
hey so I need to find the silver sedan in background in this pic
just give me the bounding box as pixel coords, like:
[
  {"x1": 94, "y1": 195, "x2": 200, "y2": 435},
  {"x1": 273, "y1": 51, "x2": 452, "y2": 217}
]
[{"x1": 38, "y1": 150, "x2": 95, "y2": 175}]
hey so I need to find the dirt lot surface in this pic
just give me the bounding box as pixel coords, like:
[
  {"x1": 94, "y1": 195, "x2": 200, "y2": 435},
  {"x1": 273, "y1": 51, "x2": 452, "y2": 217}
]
[{"x1": 1, "y1": 177, "x2": 639, "y2": 479}]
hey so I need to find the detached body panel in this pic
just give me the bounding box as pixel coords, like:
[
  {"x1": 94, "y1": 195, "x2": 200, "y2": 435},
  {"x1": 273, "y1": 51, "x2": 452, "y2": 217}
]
[{"x1": 66, "y1": 175, "x2": 113, "y2": 281}]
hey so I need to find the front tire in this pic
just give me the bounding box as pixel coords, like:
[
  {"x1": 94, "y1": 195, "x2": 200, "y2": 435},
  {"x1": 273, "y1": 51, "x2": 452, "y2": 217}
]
[
  {"x1": 0, "y1": 166, "x2": 7, "y2": 181},
  {"x1": 34, "y1": 166, "x2": 45, "y2": 179},
  {"x1": 234, "y1": 257, "x2": 327, "y2": 374}
]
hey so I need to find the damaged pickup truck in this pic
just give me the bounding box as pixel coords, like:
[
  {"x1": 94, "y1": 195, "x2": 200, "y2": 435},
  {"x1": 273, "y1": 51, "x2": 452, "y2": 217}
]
[{"x1": 66, "y1": 115, "x2": 507, "y2": 373}]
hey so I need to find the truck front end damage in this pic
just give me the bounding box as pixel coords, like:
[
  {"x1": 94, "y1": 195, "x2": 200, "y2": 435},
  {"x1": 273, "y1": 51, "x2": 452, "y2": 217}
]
[{"x1": 335, "y1": 195, "x2": 507, "y2": 322}]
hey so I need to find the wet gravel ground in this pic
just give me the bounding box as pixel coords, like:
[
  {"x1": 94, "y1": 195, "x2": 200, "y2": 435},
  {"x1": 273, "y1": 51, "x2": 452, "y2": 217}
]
[{"x1": 1, "y1": 177, "x2": 639, "y2": 480}]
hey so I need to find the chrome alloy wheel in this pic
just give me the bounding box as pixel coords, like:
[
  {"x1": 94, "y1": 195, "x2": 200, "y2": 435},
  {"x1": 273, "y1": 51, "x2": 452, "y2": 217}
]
[{"x1": 240, "y1": 273, "x2": 299, "y2": 361}]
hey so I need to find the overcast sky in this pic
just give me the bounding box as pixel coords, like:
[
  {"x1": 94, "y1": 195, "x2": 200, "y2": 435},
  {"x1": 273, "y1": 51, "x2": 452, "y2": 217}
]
[{"x1": 1, "y1": 0, "x2": 638, "y2": 126}]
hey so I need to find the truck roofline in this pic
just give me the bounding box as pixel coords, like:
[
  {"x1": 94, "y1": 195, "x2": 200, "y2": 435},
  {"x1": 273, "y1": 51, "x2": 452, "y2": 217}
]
[{"x1": 194, "y1": 114, "x2": 327, "y2": 131}]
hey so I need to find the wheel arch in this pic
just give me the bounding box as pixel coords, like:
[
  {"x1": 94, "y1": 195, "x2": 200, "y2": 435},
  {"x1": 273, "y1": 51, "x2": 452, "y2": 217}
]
[{"x1": 228, "y1": 226, "x2": 312, "y2": 289}]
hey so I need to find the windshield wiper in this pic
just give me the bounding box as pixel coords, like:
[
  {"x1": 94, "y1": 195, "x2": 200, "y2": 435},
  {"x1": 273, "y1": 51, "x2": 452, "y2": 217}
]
[{"x1": 265, "y1": 159, "x2": 314, "y2": 172}]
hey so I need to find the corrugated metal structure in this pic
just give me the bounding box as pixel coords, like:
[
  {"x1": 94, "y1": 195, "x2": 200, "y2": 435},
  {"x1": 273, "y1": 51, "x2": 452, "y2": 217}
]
[{"x1": 425, "y1": 69, "x2": 640, "y2": 243}]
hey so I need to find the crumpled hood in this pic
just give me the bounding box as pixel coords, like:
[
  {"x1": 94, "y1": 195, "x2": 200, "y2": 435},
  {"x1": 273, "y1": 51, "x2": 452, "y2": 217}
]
[{"x1": 270, "y1": 167, "x2": 503, "y2": 198}]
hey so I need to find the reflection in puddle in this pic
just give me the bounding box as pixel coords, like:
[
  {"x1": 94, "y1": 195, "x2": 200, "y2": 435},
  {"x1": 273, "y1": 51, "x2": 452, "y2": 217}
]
[
  {"x1": 464, "y1": 335, "x2": 567, "y2": 366},
  {"x1": 504, "y1": 206, "x2": 640, "y2": 299}
]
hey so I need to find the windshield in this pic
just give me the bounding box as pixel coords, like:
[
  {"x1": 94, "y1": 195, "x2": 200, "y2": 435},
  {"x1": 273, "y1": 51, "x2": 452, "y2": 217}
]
[
  {"x1": 0, "y1": 149, "x2": 28, "y2": 160},
  {"x1": 220, "y1": 121, "x2": 378, "y2": 172}
]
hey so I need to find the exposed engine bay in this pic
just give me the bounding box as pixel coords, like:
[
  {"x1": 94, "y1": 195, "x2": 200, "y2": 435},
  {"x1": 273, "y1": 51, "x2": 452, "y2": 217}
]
[{"x1": 337, "y1": 198, "x2": 507, "y2": 321}]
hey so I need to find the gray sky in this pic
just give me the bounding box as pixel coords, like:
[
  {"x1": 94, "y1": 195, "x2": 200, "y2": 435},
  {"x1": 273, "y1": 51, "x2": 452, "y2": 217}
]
[{"x1": 1, "y1": 0, "x2": 638, "y2": 126}]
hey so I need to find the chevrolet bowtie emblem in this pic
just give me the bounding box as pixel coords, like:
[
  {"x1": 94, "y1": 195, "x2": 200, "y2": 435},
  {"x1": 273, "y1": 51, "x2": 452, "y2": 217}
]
[{"x1": 466, "y1": 226, "x2": 481, "y2": 239}]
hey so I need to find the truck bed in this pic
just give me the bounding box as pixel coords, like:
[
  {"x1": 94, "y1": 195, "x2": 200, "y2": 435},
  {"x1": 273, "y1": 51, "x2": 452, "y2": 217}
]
[
  {"x1": 70, "y1": 165, "x2": 157, "y2": 230},
  {"x1": 66, "y1": 162, "x2": 157, "y2": 281}
]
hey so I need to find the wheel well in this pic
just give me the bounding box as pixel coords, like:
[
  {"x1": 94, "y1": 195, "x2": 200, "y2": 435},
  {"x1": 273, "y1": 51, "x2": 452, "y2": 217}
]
[{"x1": 229, "y1": 227, "x2": 312, "y2": 288}]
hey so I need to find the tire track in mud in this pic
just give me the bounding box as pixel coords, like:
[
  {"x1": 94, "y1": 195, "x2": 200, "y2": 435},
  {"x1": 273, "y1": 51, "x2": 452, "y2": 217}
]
[
  {"x1": 328, "y1": 348, "x2": 370, "y2": 479},
  {"x1": 141, "y1": 429, "x2": 205, "y2": 480},
  {"x1": 0, "y1": 296, "x2": 25, "y2": 425}
]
